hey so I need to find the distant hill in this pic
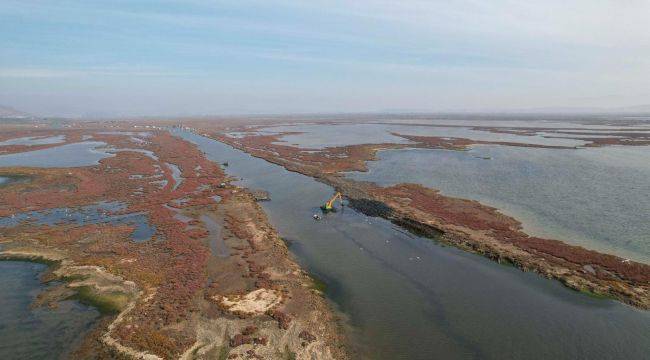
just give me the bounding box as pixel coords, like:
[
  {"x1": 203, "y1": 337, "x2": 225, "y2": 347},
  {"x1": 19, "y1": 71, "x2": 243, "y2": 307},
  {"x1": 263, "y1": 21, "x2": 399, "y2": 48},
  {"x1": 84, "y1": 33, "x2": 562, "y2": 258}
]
[{"x1": 0, "y1": 105, "x2": 34, "y2": 119}]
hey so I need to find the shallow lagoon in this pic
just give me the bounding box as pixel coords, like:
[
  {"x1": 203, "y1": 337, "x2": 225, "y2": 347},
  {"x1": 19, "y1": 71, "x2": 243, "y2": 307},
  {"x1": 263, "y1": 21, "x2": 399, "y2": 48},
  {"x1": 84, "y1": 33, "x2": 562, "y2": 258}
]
[
  {"x1": 348, "y1": 145, "x2": 650, "y2": 264},
  {"x1": 0, "y1": 141, "x2": 113, "y2": 168},
  {"x1": 0, "y1": 133, "x2": 155, "y2": 358},
  {"x1": 0, "y1": 135, "x2": 65, "y2": 147},
  {"x1": 0, "y1": 261, "x2": 99, "y2": 360},
  {"x1": 257, "y1": 117, "x2": 650, "y2": 149},
  {"x1": 0, "y1": 201, "x2": 156, "y2": 242},
  {"x1": 260, "y1": 122, "x2": 588, "y2": 148},
  {"x1": 178, "y1": 130, "x2": 650, "y2": 360}
]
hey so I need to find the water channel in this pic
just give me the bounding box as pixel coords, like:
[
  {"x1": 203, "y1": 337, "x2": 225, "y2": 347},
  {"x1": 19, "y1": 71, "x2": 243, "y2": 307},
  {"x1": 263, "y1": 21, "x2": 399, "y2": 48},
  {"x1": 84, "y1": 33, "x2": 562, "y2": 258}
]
[{"x1": 176, "y1": 130, "x2": 650, "y2": 360}]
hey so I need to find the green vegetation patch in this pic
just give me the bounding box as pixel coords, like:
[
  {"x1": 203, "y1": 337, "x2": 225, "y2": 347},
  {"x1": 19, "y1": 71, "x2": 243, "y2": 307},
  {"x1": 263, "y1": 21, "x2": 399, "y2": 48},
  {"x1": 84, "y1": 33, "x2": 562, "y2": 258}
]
[
  {"x1": 0, "y1": 173, "x2": 32, "y2": 187},
  {"x1": 577, "y1": 287, "x2": 615, "y2": 301},
  {"x1": 283, "y1": 345, "x2": 296, "y2": 360},
  {"x1": 309, "y1": 273, "x2": 328, "y2": 293},
  {"x1": 70, "y1": 286, "x2": 130, "y2": 314},
  {"x1": 217, "y1": 345, "x2": 230, "y2": 360}
]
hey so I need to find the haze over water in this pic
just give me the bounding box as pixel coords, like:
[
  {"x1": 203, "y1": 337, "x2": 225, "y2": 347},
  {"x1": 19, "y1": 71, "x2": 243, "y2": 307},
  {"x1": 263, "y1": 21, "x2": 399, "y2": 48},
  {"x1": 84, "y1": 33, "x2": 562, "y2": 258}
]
[
  {"x1": 257, "y1": 119, "x2": 650, "y2": 263},
  {"x1": 350, "y1": 145, "x2": 650, "y2": 263},
  {"x1": 3, "y1": 1, "x2": 650, "y2": 358}
]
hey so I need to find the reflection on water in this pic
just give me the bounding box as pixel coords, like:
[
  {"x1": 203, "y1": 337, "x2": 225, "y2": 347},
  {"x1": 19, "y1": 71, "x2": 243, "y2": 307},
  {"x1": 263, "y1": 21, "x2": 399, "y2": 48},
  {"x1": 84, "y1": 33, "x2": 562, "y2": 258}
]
[
  {"x1": 379, "y1": 117, "x2": 650, "y2": 129},
  {"x1": 0, "y1": 141, "x2": 113, "y2": 168},
  {"x1": 0, "y1": 201, "x2": 156, "y2": 242},
  {"x1": 0, "y1": 261, "x2": 99, "y2": 360},
  {"x1": 348, "y1": 146, "x2": 650, "y2": 263},
  {"x1": 260, "y1": 123, "x2": 587, "y2": 148},
  {"x1": 177, "y1": 130, "x2": 650, "y2": 360},
  {"x1": 0, "y1": 135, "x2": 65, "y2": 146}
]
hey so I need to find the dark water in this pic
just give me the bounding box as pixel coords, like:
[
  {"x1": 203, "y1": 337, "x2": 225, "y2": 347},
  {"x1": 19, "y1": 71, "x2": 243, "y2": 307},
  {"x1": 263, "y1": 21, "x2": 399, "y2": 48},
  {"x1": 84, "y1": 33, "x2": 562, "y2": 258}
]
[
  {"x1": 0, "y1": 201, "x2": 155, "y2": 242},
  {"x1": 347, "y1": 146, "x2": 650, "y2": 264},
  {"x1": 177, "y1": 130, "x2": 650, "y2": 360},
  {"x1": 0, "y1": 261, "x2": 99, "y2": 360}
]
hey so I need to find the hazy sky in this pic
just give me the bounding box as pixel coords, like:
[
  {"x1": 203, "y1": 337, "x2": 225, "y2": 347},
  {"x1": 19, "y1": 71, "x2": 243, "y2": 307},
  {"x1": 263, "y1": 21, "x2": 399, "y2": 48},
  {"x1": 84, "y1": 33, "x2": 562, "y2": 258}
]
[{"x1": 1, "y1": 0, "x2": 649, "y2": 117}]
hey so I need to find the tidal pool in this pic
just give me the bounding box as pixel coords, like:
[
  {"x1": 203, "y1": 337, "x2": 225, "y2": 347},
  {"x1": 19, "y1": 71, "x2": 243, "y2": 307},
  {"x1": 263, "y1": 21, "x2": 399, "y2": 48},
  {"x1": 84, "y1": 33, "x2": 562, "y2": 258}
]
[
  {"x1": 0, "y1": 261, "x2": 99, "y2": 359},
  {"x1": 177, "y1": 130, "x2": 650, "y2": 360},
  {"x1": 0, "y1": 141, "x2": 113, "y2": 168},
  {"x1": 347, "y1": 145, "x2": 650, "y2": 264}
]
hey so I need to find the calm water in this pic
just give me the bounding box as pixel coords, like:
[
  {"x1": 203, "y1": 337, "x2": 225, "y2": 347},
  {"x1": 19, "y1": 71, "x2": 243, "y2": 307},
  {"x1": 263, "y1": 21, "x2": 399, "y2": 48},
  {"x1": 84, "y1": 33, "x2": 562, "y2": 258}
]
[
  {"x1": 0, "y1": 141, "x2": 113, "y2": 168},
  {"x1": 348, "y1": 145, "x2": 650, "y2": 264},
  {"x1": 0, "y1": 201, "x2": 156, "y2": 242},
  {"x1": 167, "y1": 162, "x2": 183, "y2": 190},
  {"x1": 201, "y1": 214, "x2": 228, "y2": 257},
  {"x1": 177, "y1": 130, "x2": 650, "y2": 360},
  {"x1": 0, "y1": 261, "x2": 99, "y2": 360},
  {"x1": 0, "y1": 135, "x2": 161, "y2": 359},
  {"x1": 0, "y1": 135, "x2": 65, "y2": 147},
  {"x1": 259, "y1": 123, "x2": 587, "y2": 148}
]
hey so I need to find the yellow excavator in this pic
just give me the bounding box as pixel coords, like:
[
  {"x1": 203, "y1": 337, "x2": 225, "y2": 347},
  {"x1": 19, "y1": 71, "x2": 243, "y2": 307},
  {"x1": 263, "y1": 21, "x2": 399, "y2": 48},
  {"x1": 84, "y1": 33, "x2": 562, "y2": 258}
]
[{"x1": 320, "y1": 192, "x2": 343, "y2": 212}]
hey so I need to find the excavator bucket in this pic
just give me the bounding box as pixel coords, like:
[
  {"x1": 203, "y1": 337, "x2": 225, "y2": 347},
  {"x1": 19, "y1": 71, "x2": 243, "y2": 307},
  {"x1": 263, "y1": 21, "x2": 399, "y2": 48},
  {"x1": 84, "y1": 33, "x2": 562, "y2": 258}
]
[
  {"x1": 320, "y1": 192, "x2": 342, "y2": 212},
  {"x1": 320, "y1": 204, "x2": 335, "y2": 212}
]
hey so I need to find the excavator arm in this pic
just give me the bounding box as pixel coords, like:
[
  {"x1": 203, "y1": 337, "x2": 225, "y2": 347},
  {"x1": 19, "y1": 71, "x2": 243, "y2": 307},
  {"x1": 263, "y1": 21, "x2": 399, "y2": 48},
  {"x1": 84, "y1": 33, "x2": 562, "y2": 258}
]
[
  {"x1": 326, "y1": 192, "x2": 342, "y2": 208},
  {"x1": 321, "y1": 192, "x2": 343, "y2": 212}
]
